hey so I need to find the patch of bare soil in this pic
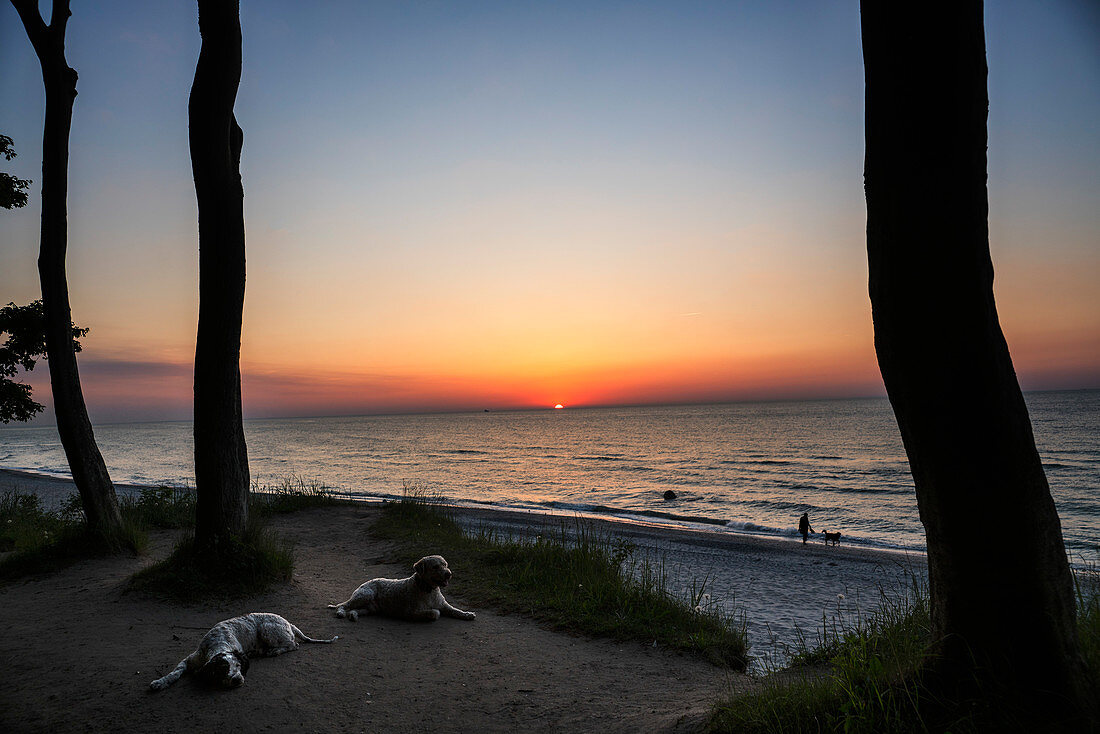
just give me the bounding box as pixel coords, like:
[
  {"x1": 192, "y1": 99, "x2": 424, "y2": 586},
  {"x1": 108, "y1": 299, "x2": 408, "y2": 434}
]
[{"x1": 0, "y1": 505, "x2": 748, "y2": 733}]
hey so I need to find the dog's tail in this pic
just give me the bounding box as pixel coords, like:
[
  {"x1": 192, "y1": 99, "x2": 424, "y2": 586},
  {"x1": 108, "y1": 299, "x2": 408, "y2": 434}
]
[
  {"x1": 291, "y1": 623, "x2": 338, "y2": 644},
  {"x1": 149, "y1": 655, "x2": 192, "y2": 691},
  {"x1": 326, "y1": 603, "x2": 338, "y2": 609}
]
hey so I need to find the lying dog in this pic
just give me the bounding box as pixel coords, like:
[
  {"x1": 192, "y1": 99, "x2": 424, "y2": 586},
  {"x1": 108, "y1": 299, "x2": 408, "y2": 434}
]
[
  {"x1": 824, "y1": 531, "x2": 842, "y2": 547},
  {"x1": 149, "y1": 613, "x2": 337, "y2": 691},
  {"x1": 328, "y1": 554, "x2": 476, "y2": 622}
]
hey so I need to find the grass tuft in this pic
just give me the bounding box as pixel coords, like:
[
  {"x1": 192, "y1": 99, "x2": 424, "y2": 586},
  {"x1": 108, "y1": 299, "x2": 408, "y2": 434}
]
[
  {"x1": 372, "y1": 483, "x2": 749, "y2": 670},
  {"x1": 708, "y1": 566, "x2": 1100, "y2": 733},
  {"x1": 127, "y1": 516, "x2": 294, "y2": 602},
  {"x1": 251, "y1": 476, "x2": 342, "y2": 514},
  {"x1": 0, "y1": 490, "x2": 147, "y2": 581},
  {"x1": 119, "y1": 485, "x2": 196, "y2": 529},
  {"x1": 0, "y1": 476, "x2": 338, "y2": 586},
  {"x1": 1076, "y1": 560, "x2": 1100, "y2": 683}
]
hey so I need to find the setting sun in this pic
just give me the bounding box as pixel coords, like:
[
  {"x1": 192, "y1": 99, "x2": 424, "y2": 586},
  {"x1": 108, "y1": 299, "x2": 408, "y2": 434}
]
[{"x1": 554, "y1": 404, "x2": 564, "y2": 409}]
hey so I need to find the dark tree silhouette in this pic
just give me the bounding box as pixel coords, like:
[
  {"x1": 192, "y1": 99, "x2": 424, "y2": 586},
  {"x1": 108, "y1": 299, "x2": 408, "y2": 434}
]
[
  {"x1": 10, "y1": 0, "x2": 123, "y2": 538},
  {"x1": 861, "y1": 0, "x2": 1090, "y2": 718},
  {"x1": 1, "y1": 134, "x2": 32, "y2": 209},
  {"x1": 190, "y1": 0, "x2": 250, "y2": 550},
  {"x1": 0, "y1": 300, "x2": 86, "y2": 423}
]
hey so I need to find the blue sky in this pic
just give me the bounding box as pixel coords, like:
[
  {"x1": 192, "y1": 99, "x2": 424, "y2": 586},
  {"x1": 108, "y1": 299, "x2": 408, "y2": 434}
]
[{"x1": 1, "y1": 0, "x2": 1097, "y2": 423}]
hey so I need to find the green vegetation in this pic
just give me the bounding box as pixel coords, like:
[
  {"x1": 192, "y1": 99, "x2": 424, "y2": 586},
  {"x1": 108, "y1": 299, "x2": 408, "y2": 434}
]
[
  {"x1": 707, "y1": 567, "x2": 1100, "y2": 733},
  {"x1": 0, "y1": 477, "x2": 341, "y2": 587},
  {"x1": 127, "y1": 516, "x2": 294, "y2": 602},
  {"x1": 0, "y1": 299, "x2": 88, "y2": 423},
  {"x1": 371, "y1": 484, "x2": 749, "y2": 670},
  {"x1": 128, "y1": 477, "x2": 343, "y2": 602},
  {"x1": 252, "y1": 476, "x2": 343, "y2": 515},
  {"x1": 1077, "y1": 565, "x2": 1100, "y2": 688},
  {"x1": 0, "y1": 490, "x2": 146, "y2": 580}
]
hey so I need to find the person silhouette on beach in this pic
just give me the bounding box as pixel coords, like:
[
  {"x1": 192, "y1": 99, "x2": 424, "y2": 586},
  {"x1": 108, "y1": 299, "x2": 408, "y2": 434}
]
[{"x1": 798, "y1": 513, "x2": 814, "y2": 544}]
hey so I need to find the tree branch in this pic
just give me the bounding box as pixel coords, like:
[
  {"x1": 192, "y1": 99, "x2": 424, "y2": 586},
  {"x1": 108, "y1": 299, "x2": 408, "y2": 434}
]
[
  {"x1": 9, "y1": 0, "x2": 49, "y2": 53},
  {"x1": 49, "y1": 0, "x2": 71, "y2": 36}
]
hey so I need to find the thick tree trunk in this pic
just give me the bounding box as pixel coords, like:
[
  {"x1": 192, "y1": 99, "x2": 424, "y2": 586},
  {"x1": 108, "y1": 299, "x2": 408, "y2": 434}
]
[
  {"x1": 861, "y1": 0, "x2": 1089, "y2": 717},
  {"x1": 11, "y1": 0, "x2": 123, "y2": 538},
  {"x1": 190, "y1": 0, "x2": 250, "y2": 550}
]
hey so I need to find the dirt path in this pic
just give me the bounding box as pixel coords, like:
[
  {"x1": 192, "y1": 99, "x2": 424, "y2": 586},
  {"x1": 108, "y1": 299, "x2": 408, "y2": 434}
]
[{"x1": 0, "y1": 505, "x2": 748, "y2": 733}]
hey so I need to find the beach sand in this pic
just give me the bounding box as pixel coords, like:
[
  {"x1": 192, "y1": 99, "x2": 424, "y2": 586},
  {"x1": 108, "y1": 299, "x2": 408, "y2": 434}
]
[{"x1": 0, "y1": 469, "x2": 926, "y2": 732}]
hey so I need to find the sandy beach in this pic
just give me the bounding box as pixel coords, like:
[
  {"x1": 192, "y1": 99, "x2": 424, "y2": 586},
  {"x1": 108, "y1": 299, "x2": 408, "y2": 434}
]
[{"x1": 0, "y1": 468, "x2": 926, "y2": 732}]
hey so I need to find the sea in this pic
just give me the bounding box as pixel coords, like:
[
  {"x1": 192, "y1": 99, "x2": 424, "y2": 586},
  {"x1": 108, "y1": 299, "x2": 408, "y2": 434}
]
[{"x1": 1, "y1": 390, "x2": 1097, "y2": 565}]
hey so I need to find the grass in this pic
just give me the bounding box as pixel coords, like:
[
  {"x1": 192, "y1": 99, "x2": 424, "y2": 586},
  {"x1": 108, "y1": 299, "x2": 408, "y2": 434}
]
[
  {"x1": 707, "y1": 565, "x2": 1100, "y2": 733},
  {"x1": 127, "y1": 516, "x2": 294, "y2": 602},
  {"x1": 1076, "y1": 563, "x2": 1100, "y2": 679},
  {"x1": 126, "y1": 477, "x2": 344, "y2": 602},
  {"x1": 0, "y1": 477, "x2": 342, "y2": 588},
  {"x1": 251, "y1": 476, "x2": 343, "y2": 515},
  {"x1": 0, "y1": 490, "x2": 147, "y2": 580},
  {"x1": 370, "y1": 483, "x2": 750, "y2": 670}
]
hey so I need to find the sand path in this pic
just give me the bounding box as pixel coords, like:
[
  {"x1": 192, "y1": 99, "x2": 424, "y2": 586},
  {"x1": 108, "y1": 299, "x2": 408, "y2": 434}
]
[{"x1": 0, "y1": 505, "x2": 750, "y2": 733}]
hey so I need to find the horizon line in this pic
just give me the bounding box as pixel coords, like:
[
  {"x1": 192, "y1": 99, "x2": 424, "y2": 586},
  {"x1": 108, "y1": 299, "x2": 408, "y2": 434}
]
[{"x1": 3, "y1": 386, "x2": 1097, "y2": 429}]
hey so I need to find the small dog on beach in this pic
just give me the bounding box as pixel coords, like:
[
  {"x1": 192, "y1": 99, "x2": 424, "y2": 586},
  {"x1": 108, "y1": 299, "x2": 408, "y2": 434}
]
[
  {"x1": 823, "y1": 531, "x2": 842, "y2": 547},
  {"x1": 328, "y1": 554, "x2": 476, "y2": 622},
  {"x1": 149, "y1": 613, "x2": 337, "y2": 691}
]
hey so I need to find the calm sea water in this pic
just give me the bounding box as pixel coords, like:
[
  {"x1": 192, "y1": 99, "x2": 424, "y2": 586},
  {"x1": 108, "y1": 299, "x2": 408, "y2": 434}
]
[{"x1": 1, "y1": 391, "x2": 1097, "y2": 562}]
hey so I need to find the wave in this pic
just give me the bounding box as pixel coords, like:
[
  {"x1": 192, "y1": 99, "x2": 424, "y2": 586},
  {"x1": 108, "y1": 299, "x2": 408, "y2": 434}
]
[
  {"x1": 0, "y1": 465, "x2": 74, "y2": 481},
  {"x1": 533, "y1": 501, "x2": 731, "y2": 528},
  {"x1": 422, "y1": 493, "x2": 927, "y2": 555}
]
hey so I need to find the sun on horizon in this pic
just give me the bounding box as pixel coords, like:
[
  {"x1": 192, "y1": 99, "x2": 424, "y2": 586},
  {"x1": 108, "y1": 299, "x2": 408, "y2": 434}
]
[{"x1": 554, "y1": 404, "x2": 564, "y2": 410}]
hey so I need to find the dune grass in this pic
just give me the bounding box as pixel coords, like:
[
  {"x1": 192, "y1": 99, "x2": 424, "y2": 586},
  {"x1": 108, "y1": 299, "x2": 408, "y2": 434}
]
[
  {"x1": 371, "y1": 483, "x2": 750, "y2": 670},
  {"x1": 127, "y1": 516, "x2": 295, "y2": 602},
  {"x1": 707, "y1": 566, "x2": 1100, "y2": 733},
  {"x1": 251, "y1": 476, "x2": 343, "y2": 515},
  {"x1": 0, "y1": 477, "x2": 342, "y2": 587},
  {"x1": 0, "y1": 490, "x2": 148, "y2": 581}
]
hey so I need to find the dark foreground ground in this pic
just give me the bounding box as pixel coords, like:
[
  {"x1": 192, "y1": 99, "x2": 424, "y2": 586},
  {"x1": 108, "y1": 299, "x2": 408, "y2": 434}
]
[{"x1": 0, "y1": 504, "x2": 748, "y2": 733}]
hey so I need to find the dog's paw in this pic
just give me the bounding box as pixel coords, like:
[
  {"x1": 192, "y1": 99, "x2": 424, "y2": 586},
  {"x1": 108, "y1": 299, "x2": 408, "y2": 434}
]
[
  {"x1": 347, "y1": 610, "x2": 358, "y2": 622},
  {"x1": 149, "y1": 679, "x2": 167, "y2": 691},
  {"x1": 463, "y1": 611, "x2": 476, "y2": 621},
  {"x1": 429, "y1": 609, "x2": 441, "y2": 621}
]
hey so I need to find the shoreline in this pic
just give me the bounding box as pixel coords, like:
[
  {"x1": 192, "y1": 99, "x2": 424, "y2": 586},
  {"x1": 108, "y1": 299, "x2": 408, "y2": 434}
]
[
  {"x1": 1, "y1": 465, "x2": 928, "y2": 557},
  {"x1": 1, "y1": 465, "x2": 927, "y2": 671}
]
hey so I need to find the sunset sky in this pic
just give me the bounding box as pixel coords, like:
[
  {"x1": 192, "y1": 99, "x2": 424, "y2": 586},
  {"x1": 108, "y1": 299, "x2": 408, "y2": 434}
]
[{"x1": 1, "y1": 0, "x2": 1098, "y2": 424}]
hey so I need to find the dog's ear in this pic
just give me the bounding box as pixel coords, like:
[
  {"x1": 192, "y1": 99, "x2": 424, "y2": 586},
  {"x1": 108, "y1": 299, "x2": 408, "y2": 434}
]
[
  {"x1": 235, "y1": 651, "x2": 250, "y2": 674},
  {"x1": 413, "y1": 556, "x2": 427, "y2": 576}
]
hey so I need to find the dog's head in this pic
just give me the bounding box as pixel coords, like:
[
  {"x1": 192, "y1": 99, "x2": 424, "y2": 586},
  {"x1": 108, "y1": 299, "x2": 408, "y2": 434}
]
[
  {"x1": 197, "y1": 651, "x2": 250, "y2": 689},
  {"x1": 413, "y1": 554, "x2": 453, "y2": 588}
]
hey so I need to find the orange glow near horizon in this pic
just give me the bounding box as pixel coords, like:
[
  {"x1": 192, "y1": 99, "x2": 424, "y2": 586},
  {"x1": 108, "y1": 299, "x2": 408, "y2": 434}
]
[{"x1": 1, "y1": 2, "x2": 1097, "y2": 427}]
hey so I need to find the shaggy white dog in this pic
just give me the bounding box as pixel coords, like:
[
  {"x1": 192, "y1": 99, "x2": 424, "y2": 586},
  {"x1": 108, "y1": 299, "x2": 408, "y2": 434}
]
[
  {"x1": 328, "y1": 554, "x2": 476, "y2": 622},
  {"x1": 149, "y1": 612, "x2": 337, "y2": 690}
]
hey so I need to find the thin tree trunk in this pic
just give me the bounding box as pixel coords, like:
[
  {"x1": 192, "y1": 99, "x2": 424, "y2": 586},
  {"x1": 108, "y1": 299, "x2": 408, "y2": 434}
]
[
  {"x1": 861, "y1": 0, "x2": 1089, "y2": 717},
  {"x1": 11, "y1": 0, "x2": 122, "y2": 538},
  {"x1": 190, "y1": 0, "x2": 250, "y2": 550}
]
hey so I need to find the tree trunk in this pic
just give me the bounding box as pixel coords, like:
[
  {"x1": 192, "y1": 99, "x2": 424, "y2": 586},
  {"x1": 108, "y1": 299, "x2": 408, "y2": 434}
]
[
  {"x1": 190, "y1": 0, "x2": 250, "y2": 550},
  {"x1": 11, "y1": 0, "x2": 123, "y2": 538},
  {"x1": 861, "y1": 0, "x2": 1089, "y2": 717}
]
